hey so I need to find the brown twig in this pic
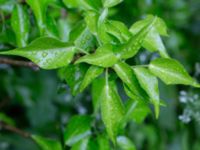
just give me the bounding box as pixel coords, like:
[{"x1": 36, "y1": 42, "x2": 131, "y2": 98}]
[
  {"x1": 0, "y1": 57, "x2": 39, "y2": 71},
  {"x1": 0, "y1": 121, "x2": 31, "y2": 138}
]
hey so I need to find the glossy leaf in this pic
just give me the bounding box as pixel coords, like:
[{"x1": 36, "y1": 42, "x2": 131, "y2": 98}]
[
  {"x1": 84, "y1": 11, "x2": 99, "y2": 34},
  {"x1": 105, "y1": 20, "x2": 131, "y2": 43},
  {"x1": 92, "y1": 78, "x2": 105, "y2": 114},
  {"x1": 100, "y1": 75, "x2": 124, "y2": 143},
  {"x1": 130, "y1": 15, "x2": 169, "y2": 58},
  {"x1": 102, "y1": 0, "x2": 123, "y2": 8},
  {"x1": 71, "y1": 138, "x2": 90, "y2": 150},
  {"x1": 133, "y1": 67, "x2": 160, "y2": 118},
  {"x1": 113, "y1": 62, "x2": 148, "y2": 101},
  {"x1": 98, "y1": 21, "x2": 120, "y2": 45},
  {"x1": 26, "y1": 0, "x2": 47, "y2": 35},
  {"x1": 70, "y1": 22, "x2": 96, "y2": 53},
  {"x1": 118, "y1": 16, "x2": 157, "y2": 59},
  {"x1": 125, "y1": 99, "x2": 150, "y2": 124},
  {"x1": 0, "y1": 37, "x2": 75, "y2": 69},
  {"x1": 58, "y1": 64, "x2": 88, "y2": 95},
  {"x1": 64, "y1": 115, "x2": 92, "y2": 146},
  {"x1": 11, "y1": 4, "x2": 29, "y2": 47},
  {"x1": 117, "y1": 136, "x2": 136, "y2": 150},
  {"x1": 149, "y1": 58, "x2": 200, "y2": 87},
  {"x1": 32, "y1": 135, "x2": 62, "y2": 150},
  {"x1": 75, "y1": 44, "x2": 119, "y2": 67},
  {"x1": 80, "y1": 66, "x2": 104, "y2": 92}
]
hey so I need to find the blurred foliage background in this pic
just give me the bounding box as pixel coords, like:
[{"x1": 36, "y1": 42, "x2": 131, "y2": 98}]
[{"x1": 0, "y1": 0, "x2": 200, "y2": 150}]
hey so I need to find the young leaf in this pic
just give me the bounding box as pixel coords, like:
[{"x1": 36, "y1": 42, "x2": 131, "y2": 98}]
[
  {"x1": 64, "y1": 115, "x2": 92, "y2": 146},
  {"x1": 58, "y1": 64, "x2": 88, "y2": 95},
  {"x1": 117, "y1": 136, "x2": 136, "y2": 150},
  {"x1": 0, "y1": 37, "x2": 75, "y2": 69},
  {"x1": 133, "y1": 67, "x2": 160, "y2": 118},
  {"x1": 113, "y1": 62, "x2": 148, "y2": 101},
  {"x1": 11, "y1": 4, "x2": 29, "y2": 47},
  {"x1": 32, "y1": 135, "x2": 62, "y2": 150},
  {"x1": 102, "y1": 0, "x2": 123, "y2": 8},
  {"x1": 75, "y1": 44, "x2": 119, "y2": 67},
  {"x1": 149, "y1": 58, "x2": 200, "y2": 87},
  {"x1": 80, "y1": 66, "x2": 104, "y2": 92},
  {"x1": 100, "y1": 74, "x2": 124, "y2": 143},
  {"x1": 129, "y1": 15, "x2": 169, "y2": 58}
]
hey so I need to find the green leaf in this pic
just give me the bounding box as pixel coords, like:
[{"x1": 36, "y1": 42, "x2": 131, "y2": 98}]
[
  {"x1": 97, "y1": 134, "x2": 111, "y2": 150},
  {"x1": 0, "y1": 37, "x2": 75, "y2": 69},
  {"x1": 133, "y1": 67, "x2": 160, "y2": 118},
  {"x1": 105, "y1": 20, "x2": 131, "y2": 43},
  {"x1": 32, "y1": 135, "x2": 62, "y2": 150},
  {"x1": 75, "y1": 44, "x2": 119, "y2": 67},
  {"x1": 63, "y1": 0, "x2": 78, "y2": 8},
  {"x1": 117, "y1": 136, "x2": 136, "y2": 150},
  {"x1": 129, "y1": 15, "x2": 169, "y2": 58},
  {"x1": 71, "y1": 138, "x2": 90, "y2": 150},
  {"x1": 11, "y1": 4, "x2": 29, "y2": 47},
  {"x1": 0, "y1": 113, "x2": 15, "y2": 125},
  {"x1": 102, "y1": 0, "x2": 123, "y2": 8},
  {"x1": 84, "y1": 11, "x2": 99, "y2": 35},
  {"x1": 149, "y1": 58, "x2": 200, "y2": 87},
  {"x1": 100, "y1": 74, "x2": 124, "y2": 143},
  {"x1": 80, "y1": 66, "x2": 104, "y2": 92},
  {"x1": 124, "y1": 99, "x2": 150, "y2": 124},
  {"x1": 117, "y1": 16, "x2": 157, "y2": 59},
  {"x1": 63, "y1": 0, "x2": 102, "y2": 11},
  {"x1": 98, "y1": 21, "x2": 120, "y2": 45},
  {"x1": 69, "y1": 22, "x2": 96, "y2": 53},
  {"x1": 113, "y1": 62, "x2": 148, "y2": 101},
  {"x1": 58, "y1": 64, "x2": 88, "y2": 95},
  {"x1": 64, "y1": 115, "x2": 92, "y2": 146},
  {"x1": 92, "y1": 78, "x2": 105, "y2": 114},
  {"x1": 26, "y1": 0, "x2": 47, "y2": 35}
]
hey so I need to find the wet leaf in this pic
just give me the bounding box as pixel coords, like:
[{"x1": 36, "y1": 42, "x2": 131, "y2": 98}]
[
  {"x1": 11, "y1": 4, "x2": 29, "y2": 47},
  {"x1": 0, "y1": 37, "x2": 75, "y2": 69},
  {"x1": 100, "y1": 74, "x2": 124, "y2": 143},
  {"x1": 113, "y1": 62, "x2": 148, "y2": 101},
  {"x1": 133, "y1": 67, "x2": 160, "y2": 118},
  {"x1": 80, "y1": 66, "x2": 104, "y2": 92},
  {"x1": 64, "y1": 115, "x2": 92, "y2": 146},
  {"x1": 75, "y1": 44, "x2": 119, "y2": 67},
  {"x1": 149, "y1": 58, "x2": 200, "y2": 87}
]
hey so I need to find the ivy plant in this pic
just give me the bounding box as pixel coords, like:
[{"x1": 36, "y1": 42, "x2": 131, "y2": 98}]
[{"x1": 0, "y1": 0, "x2": 199, "y2": 149}]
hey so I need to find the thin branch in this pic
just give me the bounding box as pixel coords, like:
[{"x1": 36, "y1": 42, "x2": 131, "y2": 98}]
[
  {"x1": 0, "y1": 121, "x2": 31, "y2": 138},
  {"x1": 0, "y1": 57, "x2": 39, "y2": 71}
]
